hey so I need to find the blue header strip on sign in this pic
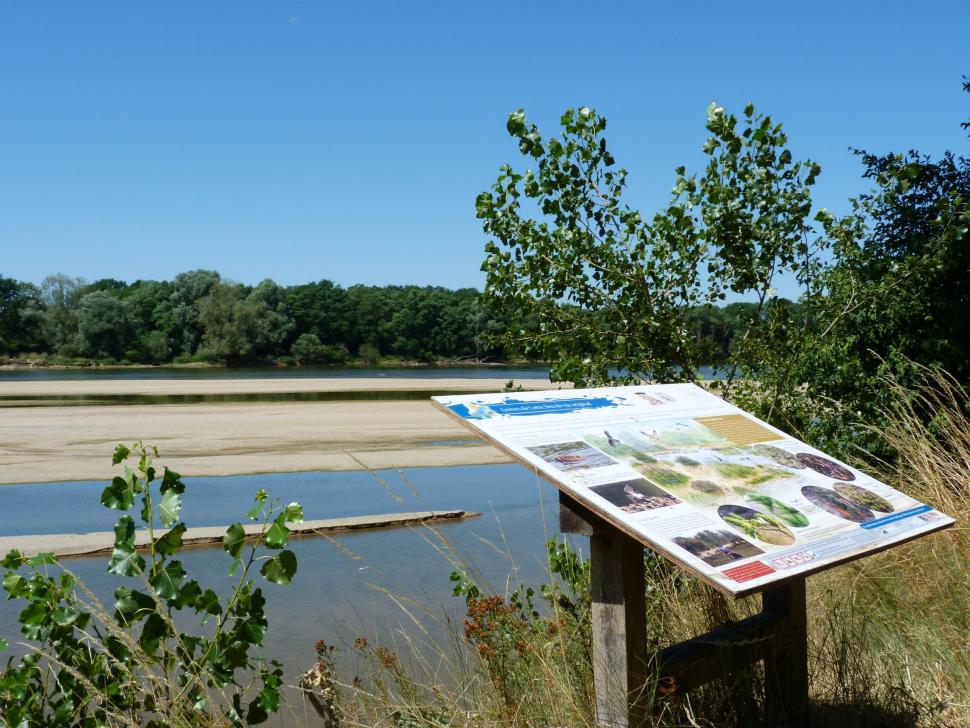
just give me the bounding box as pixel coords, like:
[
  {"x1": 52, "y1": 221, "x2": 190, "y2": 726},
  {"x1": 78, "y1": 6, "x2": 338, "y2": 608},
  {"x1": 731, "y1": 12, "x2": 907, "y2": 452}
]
[
  {"x1": 860, "y1": 504, "x2": 932, "y2": 530},
  {"x1": 448, "y1": 396, "x2": 618, "y2": 420}
]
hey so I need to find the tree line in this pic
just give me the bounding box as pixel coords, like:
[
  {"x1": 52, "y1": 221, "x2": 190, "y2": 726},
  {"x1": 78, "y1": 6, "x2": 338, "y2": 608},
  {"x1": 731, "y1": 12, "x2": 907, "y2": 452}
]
[{"x1": 0, "y1": 271, "x2": 769, "y2": 366}]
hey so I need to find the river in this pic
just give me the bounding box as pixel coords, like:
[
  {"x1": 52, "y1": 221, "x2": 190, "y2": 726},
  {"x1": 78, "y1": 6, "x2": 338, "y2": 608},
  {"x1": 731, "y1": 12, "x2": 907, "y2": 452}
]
[
  {"x1": 0, "y1": 363, "x2": 721, "y2": 382},
  {"x1": 0, "y1": 464, "x2": 567, "y2": 678}
]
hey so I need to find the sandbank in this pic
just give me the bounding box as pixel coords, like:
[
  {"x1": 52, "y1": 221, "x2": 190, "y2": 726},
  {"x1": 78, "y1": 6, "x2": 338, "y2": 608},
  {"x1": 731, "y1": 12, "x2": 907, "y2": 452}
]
[
  {"x1": 0, "y1": 376, "x2": 563, "y2": 397},
  {"x1": 0, "y1": 377, "x2": 571, "y2": 485}
]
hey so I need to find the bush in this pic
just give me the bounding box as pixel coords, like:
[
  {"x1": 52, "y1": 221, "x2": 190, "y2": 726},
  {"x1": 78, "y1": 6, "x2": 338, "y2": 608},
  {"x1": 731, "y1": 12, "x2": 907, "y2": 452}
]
[
  {"x1": 291, "y1": 333, "x2": 326, "y2": 364},
  {"x1": 0, "y1": 443, "x2": 304, "y2": 726},
  {"x1": 357, "y1": 343, "x2": 381, "y2": 366}
]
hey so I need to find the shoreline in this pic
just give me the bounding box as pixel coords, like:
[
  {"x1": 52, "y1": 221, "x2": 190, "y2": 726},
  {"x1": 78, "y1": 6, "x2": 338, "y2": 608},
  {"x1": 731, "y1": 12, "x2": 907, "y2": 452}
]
[{"x1": 0, "y1": 359, "x2": 547, "y2": 372}]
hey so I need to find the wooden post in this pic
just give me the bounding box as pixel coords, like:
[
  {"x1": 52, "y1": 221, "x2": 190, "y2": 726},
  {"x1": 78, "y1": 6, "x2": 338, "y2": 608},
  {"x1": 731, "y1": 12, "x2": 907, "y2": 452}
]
[
  {"x1": 560, "y1": 493, "x2": 648, "y2": 727},
  {"x1": 762, "y1": 578, "x2": 809, "y2": 728},
  {"x1": 590, "y1": 529, "x2": 648, "y2": 727}
]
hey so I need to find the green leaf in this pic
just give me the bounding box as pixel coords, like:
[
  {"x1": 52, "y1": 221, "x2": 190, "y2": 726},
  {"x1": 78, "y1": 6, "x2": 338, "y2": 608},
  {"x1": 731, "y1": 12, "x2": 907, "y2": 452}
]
[
  {"x1": 108, "y1": 519, "x2": 145, "y2": 576},
  {"x1": 101, "y1": 475, "x2": 135, "y2": 510},
  {"x1": 284, "y1": 502, "x2": 304, "y2": 523},
  {"x1": 223, "y1": 523, "x2": 246, "y2": 558},
  {"x1": 159, "y1": 488, "x2": 181, "y2": 528},
  {"x1": 264, "y1": 515, "x2": 289, "y2": 550},
  {"x1": 113, "y1": 515, "x2": 136, "y2": 549},
  {"x1": 139, "y1": 612, "x2": 169, "y2": 654},
  {"x1": 114, "y1": 586, "x2": 156, "y2": 622},
  {"x1": 194, "y1": 588, "x2": 222, "y2": 618},
  {"x1": 112, "y1": 444, "x2": 131, "y2": 465},
  {"x1": 246, "y1": 697, "x2": 269, "y2": 724},
  {"x1": 28, "y1": 552, "x2": 57, "y2": 566},
  {"x1": 19, "y1": 602, "x2": 48, "y2": 626},
  {"x1": 149, "y1": 561, "x2": 186, "y2": 601},
  {"x1": 153, "y1": 524, "x2": 186, "y2": 556},
  {"x1": 1, "y1": 550, "x2": 24, "y2": 569},
  {"x1": 171, "y1": 578, "x2": 201, "y2": 609},
  {"x1": 258, "y1": 670, "x2": 282, "y2": 713},
  {"x1": 3, "y1": 573, "x2": 27, "y2": 598},
  {"x1": 260, "y1": 550, "x2": 297, "y2": 585},
  {"x1": 51, "y1": 606, "x2": 80, "y2": 626},
  {"x1": 160, "y1": 467, "x2": 184, "y2": 494},
  {"x1": 108, "y1": 546, "x2": 145, "y2": 577},
  {"x1": 0, "y1": 636, "x2": 7, "y2": 651}
]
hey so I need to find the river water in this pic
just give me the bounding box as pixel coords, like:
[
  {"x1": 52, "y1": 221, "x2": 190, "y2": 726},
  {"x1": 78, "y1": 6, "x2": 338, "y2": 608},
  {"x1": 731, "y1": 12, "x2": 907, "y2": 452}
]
[
  {"x1": 0, "y1": 364, "x2": 721, "y2": 382},
  {"x1": 0, "y1": 465, "x2": 567, "y2": 677},
  {"x1": 0, "y1": 365, "x2": 554, "y2": 381}
]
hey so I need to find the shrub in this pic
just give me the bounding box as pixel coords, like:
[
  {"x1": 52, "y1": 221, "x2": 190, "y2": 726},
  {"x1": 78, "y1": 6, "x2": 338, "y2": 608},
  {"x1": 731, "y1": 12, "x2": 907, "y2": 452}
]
[{"x1": 0, "y1": 443, "x2": 303, "y2": 726}]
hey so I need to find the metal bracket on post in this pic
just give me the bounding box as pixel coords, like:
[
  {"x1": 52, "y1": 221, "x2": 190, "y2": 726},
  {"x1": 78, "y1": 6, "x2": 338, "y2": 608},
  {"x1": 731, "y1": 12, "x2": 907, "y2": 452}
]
[{"x1": 559, "y1": 491, "x2": 810, "y2": 728}]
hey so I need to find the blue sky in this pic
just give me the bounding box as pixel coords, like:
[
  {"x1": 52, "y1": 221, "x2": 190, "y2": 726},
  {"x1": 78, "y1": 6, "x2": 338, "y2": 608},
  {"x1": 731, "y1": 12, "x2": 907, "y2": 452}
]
[{"x1": 1, "y1": 1, "x2": 967, "y2": 298}]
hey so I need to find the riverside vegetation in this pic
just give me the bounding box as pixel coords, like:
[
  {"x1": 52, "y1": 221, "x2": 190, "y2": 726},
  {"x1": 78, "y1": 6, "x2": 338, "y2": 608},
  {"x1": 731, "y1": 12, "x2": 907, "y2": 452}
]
[{"x1": 2, "y1": 84, "x2": 969, "y2": 726}]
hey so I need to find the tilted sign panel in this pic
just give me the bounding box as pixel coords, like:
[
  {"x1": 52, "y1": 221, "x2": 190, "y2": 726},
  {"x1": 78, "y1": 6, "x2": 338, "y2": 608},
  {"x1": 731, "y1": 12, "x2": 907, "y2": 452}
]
[{"x1": 432, "y1": 384, "x2": 954, "y2": 597}]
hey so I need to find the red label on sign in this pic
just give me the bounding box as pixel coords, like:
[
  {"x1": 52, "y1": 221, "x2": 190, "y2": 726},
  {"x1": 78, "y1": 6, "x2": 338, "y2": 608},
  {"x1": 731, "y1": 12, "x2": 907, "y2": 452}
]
[{"x1": 723, "y1": 561, "x2": 776, "y2": 582}]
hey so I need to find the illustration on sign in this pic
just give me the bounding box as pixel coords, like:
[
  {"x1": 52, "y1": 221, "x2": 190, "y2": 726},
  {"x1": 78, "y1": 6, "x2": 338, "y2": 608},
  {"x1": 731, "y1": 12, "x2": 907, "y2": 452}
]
[{"x1": 433, "y1": 384, "x2": 954, "y2": 596}]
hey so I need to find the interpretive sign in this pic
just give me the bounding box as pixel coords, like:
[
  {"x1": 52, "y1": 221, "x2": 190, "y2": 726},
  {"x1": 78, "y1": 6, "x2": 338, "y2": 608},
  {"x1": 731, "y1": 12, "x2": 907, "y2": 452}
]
[{"x1": 433, "y1": 383, "x2": 954, "y2": 597}]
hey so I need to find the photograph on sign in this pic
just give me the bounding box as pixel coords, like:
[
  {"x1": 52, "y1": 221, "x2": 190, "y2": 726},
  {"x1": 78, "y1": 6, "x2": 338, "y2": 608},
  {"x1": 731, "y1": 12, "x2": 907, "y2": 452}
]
[{"x1": 433, "y1": 384, "x2": 954, "y2": 596}]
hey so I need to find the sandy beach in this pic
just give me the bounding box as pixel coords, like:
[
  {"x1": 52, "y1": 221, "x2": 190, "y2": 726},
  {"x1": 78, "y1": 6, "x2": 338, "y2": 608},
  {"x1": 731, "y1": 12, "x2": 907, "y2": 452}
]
[{"x1": 0, "y1": 377, "x2": 562, "y2": 485}]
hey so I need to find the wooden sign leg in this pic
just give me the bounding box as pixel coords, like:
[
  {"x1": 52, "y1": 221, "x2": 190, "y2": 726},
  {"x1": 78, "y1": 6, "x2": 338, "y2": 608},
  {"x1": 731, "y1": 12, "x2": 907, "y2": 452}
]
[
  {"x1": 560, "y1": 493, "x2": 648, "y2": 727},
  {"x1": 762, "y1": 578, "x2": 809, "y2": 728},
  {"x1": 590, "y1": 529, "x2": 648, "y2": 727}
]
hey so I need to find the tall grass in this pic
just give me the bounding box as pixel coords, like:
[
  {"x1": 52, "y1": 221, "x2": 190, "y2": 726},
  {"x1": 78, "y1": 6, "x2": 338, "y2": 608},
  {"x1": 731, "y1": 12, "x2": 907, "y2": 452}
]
[{"x1": 308, "y1": 365, "x2": 969, "y2": 727}]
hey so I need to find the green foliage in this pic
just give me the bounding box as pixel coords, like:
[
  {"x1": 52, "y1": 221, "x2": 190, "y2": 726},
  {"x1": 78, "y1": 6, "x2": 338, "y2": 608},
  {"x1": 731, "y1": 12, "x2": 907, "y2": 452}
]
[
  {"x1": 38, "y1": 274, "x2": 87, "y2": 355},
  {"x1": 290, "y1": 333, "x2": 349, "y2": 364},
  {"x1": 0, "y1": 272, "x2": 542, "y2": 366},
  {"x1": 477, "y1": 103, "x2": 824, "y2": 385},
  {"x1": 76, "y1": 290, "x2": 136, "y2": 359},
  {"x1": 0, "y1": 276, "x2": 44, "y2": 354},
  {"x1": 730, "y1": 86, "x2": 970, "y2": 457},
  {"x1": 0, "y1": 443, "x2": 302, "y2": 726}
]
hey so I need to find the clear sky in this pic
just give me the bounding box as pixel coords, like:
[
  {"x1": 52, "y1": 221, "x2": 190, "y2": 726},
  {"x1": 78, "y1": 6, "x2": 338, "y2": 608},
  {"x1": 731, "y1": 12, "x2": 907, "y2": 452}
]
[{"x1": 1, "y1": 1, "x2": 967, "y2": 298}]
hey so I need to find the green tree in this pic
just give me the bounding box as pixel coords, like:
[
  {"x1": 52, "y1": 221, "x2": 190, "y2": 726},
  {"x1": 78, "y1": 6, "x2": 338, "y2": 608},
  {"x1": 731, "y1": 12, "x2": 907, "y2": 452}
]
[
  {"x1": 477, "y1": 104, "x2": 825, "y2": 386},
  {"x1": 76, "y1": 291, "x2": 136, "y2": 359},
  {"x1": 38, "y1": 274, "x2": 87, "y2": 354},
  {"x1": 197, "y1": 281, "x2": 294, "y2": 361},
  {"x1": 755, "y1": 127, "x2": 970, "y2": 452},
  {"x1": 285, "y1": 279, "x2": 350, "y2": 346},
  {"x1": 291, "y1": 333, "x2": 326, "y2": 363},
  {"x1": 153, "y1": 270, "x2": 221, "y2": 356},
  {"x1": 0, "y1": 276, "x2": 44, "y2": 354}
]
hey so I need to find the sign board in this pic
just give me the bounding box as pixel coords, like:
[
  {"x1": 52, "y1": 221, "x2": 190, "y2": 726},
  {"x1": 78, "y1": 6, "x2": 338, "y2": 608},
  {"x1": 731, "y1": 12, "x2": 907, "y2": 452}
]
[{"x1": 432, "y1": 384, "x2": 954, "y2": 597}]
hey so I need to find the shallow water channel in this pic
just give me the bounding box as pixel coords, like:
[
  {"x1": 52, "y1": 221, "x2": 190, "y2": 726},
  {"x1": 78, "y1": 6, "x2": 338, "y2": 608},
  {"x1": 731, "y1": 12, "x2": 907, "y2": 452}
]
[
  {"x1": 0, "y1": 465, "x2": 567, "y2": 677},
  {"x1": 0, "y1": 365, "x2": 553, "y2": 382}
]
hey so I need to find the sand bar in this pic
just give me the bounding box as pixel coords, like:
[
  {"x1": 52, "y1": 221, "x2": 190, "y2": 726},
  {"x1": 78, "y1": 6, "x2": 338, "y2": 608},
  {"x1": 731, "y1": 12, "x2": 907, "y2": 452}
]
[
  {"x1": 0, "y1": 377, "x2": 571, "y2": 485},
  {"x1": 0, "y1": 510, "x2": 479, "y2": 558},
  {"x1": 0, "y1": 377, "x2": 563, "y2": 398}
]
